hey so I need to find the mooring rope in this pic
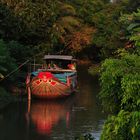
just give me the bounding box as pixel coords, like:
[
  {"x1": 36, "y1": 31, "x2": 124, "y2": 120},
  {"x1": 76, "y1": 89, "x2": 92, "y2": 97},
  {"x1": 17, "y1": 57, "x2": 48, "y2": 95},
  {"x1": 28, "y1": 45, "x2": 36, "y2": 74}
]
[{"x1": 0, "y1": 60, "x2": 30, "y2": 82}]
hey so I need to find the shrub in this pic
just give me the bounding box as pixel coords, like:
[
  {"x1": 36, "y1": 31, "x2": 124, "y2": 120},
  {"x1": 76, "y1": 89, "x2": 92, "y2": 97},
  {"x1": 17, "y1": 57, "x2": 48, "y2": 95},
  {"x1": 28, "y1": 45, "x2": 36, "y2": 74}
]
[
  {"x1": 101, "y1": 110, "x2": 140, "y2": 140},
  {"x1": 99, "y1": 53, "x2": 140, "y2": 113}
]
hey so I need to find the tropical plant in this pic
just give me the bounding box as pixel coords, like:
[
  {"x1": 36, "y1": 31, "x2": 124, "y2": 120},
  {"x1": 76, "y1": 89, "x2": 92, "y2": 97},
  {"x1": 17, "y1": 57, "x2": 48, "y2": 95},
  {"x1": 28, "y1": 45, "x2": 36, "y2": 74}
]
[
  {"x1": 91, "y1": 2, "x2": 127, "y2": 59},
  {"x1": 120, "y1": 8, "x2": 140, "y2": 54},
  {"x1": 101, "y1": 110, "x2": 140, "y2": 140},
  {"x1": 99, "y1": 52, "x2": 140, "y2": 113},
  {"x1": 0, "y1": 3, "x2": 23, "y2": 41},
  {"x1": 100, "y1": 8, "x2": 140, "y2": 140},
  {"x1": 8, "y1": 41, "x2": 33, "y2": 63},
  {"x1": 70, "y1": 0, "x2": 106, "y2": 23}
]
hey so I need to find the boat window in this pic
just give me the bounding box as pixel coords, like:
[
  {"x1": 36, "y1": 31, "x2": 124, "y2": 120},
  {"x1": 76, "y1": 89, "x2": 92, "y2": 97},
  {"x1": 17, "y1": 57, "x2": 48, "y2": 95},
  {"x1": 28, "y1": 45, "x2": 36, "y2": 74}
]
[{"x1": 46, "y1": 60, "x2": 72, "y2": 69}]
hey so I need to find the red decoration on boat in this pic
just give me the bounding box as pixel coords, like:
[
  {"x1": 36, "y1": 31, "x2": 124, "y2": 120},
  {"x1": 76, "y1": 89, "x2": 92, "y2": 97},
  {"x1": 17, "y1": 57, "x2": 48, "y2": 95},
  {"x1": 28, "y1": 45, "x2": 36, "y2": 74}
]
[
  {"x1": 38, "y1": 72, "x2": 54, "y2": 79},
  {"x1": 36, "y1": 81, "x2": 40, "y2": 84},
  {"x1": 50, "y1": 81, "x2": 56, "y2": 86}
]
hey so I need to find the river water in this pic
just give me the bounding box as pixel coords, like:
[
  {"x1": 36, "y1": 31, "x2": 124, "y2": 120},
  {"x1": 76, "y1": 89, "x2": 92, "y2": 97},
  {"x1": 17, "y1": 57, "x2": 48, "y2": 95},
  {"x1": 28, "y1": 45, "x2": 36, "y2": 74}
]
[{"x1": 0, "y1": 65, "x2": 106, "y2": 140}]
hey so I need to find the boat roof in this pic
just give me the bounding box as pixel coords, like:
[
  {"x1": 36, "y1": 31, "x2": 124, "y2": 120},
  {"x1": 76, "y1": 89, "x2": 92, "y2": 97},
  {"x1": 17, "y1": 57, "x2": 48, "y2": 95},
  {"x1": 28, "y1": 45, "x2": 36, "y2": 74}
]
[{"x1": 43, "y1": 55, "x2": 76, "y2": 61}]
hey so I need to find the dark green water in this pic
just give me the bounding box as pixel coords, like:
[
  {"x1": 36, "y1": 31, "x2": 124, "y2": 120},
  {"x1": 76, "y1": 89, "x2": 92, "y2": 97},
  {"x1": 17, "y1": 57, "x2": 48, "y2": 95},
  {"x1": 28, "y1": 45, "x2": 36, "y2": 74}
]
[{"x1": 0, "y1": 65, "x2": 106, "y2": 140}]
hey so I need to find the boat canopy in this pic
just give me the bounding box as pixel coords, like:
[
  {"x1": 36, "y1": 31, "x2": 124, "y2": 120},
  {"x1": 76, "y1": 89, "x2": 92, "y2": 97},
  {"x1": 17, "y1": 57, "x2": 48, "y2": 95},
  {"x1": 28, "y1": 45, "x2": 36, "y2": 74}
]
[{"x1": 43, "y1": 55, "x2": 76, "y2": 61}]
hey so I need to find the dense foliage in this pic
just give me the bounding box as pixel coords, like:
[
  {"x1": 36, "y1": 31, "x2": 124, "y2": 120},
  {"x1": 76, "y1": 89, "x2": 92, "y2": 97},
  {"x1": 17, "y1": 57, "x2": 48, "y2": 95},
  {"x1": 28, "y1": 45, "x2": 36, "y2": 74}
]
[
  {"x1": 101, "y1": 110, "x2": 140, "y2": 140},
  {"x1": 0, "y1": 0, "x2": 134, "y2": 59},
  {"x1": 0, "y1": 39, "x2": 17, "y2": 78},
  {"x1": 99, "y1": 9, "x2": 140, "y2": 140},
  {"x1": 0, "y1": 0, "x2": 138, "y2": 74},
  {"x1": 99, "y1": 52, "x2": 140, "y2": 113}
]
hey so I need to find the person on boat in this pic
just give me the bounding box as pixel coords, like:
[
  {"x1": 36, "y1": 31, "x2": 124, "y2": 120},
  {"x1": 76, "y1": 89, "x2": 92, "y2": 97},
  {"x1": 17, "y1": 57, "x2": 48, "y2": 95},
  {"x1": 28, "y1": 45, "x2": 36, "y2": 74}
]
[
  {"x1": 53, "y1": 64, "x2": 61, "y2": 69},
  {"x1": 67, "y1": 63, "x2": 76, "y2": 70},
  {"x1": 48, "y1": 63, "x2": 52, "y2": 69},
  {"x1": 47, "y1": 63, "x2": 60, "y2": 69}
]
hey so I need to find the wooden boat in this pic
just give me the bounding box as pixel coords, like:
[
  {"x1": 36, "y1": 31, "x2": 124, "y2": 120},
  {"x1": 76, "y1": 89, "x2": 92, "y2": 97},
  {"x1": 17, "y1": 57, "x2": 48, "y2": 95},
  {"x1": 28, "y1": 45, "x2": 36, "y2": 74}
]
[{"x1": 26, "y1": 55, "x2": 77, "y2": 99}]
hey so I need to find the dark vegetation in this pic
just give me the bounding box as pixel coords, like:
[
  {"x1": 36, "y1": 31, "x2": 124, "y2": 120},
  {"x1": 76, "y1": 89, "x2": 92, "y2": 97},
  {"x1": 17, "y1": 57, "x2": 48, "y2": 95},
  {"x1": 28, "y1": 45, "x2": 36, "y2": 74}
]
[
  {"x1": 99, "y1": 8, "x2": 140, "y2": 140},
  {"x1": 0, "y1": 0, "x2": 140, "y2": 139}
]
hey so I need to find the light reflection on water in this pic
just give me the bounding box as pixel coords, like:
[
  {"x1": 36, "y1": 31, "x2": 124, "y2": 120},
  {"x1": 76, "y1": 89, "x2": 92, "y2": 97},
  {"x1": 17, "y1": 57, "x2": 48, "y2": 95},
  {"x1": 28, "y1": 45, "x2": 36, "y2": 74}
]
[
  {"x1": 0, "y1": 65, "x2": 106, "y2": 140},
  {"x1": 28, "y1": 99, "x2": 74, "y2": 136}
]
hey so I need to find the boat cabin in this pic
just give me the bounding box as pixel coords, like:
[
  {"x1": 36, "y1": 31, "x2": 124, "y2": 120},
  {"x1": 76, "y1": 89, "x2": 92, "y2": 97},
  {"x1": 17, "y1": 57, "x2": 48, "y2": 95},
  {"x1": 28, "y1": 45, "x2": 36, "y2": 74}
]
[
  {"x1": 43, "y1": 55, "x2": 76, "y2": 72},
  {"x1": 30, "y1": 55, "x2": 77, "y2": 74}
]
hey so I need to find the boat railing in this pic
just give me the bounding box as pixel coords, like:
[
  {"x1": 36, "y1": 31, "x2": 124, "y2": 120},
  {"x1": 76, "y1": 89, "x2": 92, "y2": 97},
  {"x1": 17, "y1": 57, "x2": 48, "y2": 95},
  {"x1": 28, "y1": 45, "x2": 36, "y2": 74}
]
[{"x1": 28, "y1": 63, "x2": 77, "y2": 73}]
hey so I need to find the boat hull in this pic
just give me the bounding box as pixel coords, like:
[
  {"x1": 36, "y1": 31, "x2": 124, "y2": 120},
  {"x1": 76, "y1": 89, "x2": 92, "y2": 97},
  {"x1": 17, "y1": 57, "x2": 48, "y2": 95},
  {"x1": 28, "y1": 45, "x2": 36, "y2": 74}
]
[{"x1": 29, "y1": 72, "x2": 77, "y2": 99}]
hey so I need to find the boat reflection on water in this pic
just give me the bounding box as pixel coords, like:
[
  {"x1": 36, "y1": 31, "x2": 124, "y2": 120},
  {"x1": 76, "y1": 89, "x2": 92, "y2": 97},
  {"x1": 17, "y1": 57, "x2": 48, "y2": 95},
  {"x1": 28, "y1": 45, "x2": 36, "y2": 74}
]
[{"x1": 26, "y1": 97, "x2": 75, "y2": 135}]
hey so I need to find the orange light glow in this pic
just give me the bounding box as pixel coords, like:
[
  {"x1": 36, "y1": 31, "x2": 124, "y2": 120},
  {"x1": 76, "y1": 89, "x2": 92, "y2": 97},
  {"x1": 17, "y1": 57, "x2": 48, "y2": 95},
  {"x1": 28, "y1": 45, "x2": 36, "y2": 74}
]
[{"x1": 30, "y1": 101, "x2": 71, "y2": 135}]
